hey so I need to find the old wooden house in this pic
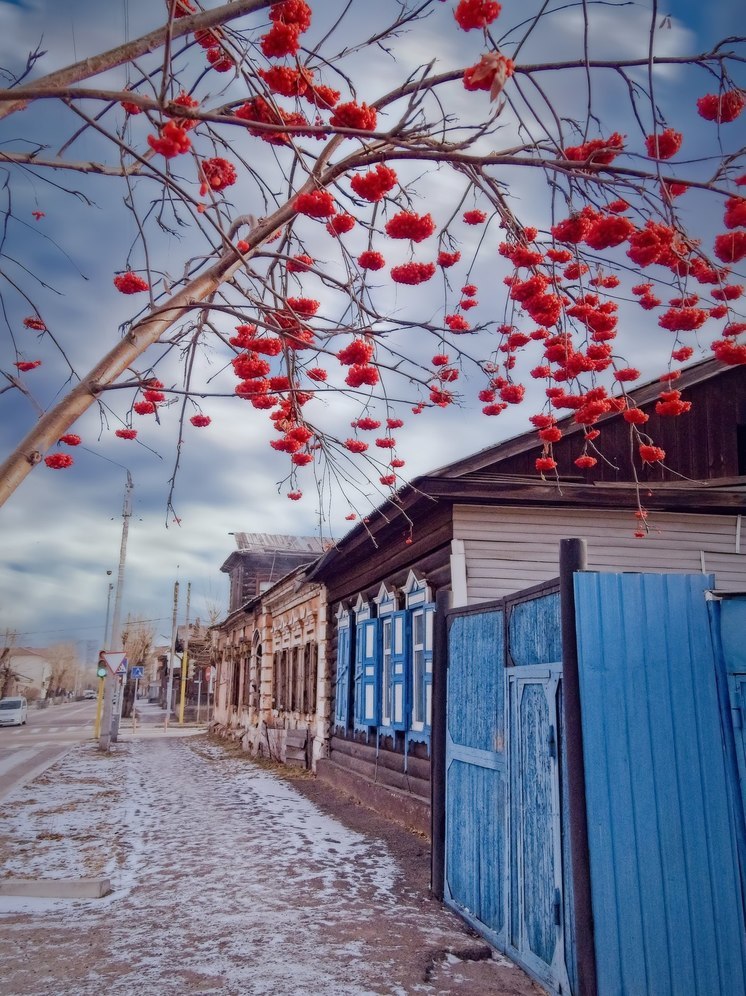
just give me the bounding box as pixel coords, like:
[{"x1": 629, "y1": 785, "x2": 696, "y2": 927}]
[
  {"x1": 212, "y1": 533, "x2": 329, "y2": 769},
  {"x1": 307, "y1": 356, "x2": 746, "y2": 827},
  {"x1": 305, "y1": 357, "x2": 746, "y2": 994}
]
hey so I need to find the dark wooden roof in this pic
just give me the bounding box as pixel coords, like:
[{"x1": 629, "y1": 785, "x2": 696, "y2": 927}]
[
  {"x1": 430, "y1": 357, "x2": 745, "y2": 482},
  {"x1": 308, "y1": 357, "x2": 746, "y2": 583}
]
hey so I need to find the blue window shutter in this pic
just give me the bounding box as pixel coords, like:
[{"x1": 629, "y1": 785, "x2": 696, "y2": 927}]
[
  {"x1": 422, "y1": 604, "x2": 434, "y2": 730},
  {"x1": 359, "y1": 618, "x2": 380, "y2": 726},
  {"x1": 390, "y1": 610, "x2": 409, "y2": 730},
  {"x1": 335, "y1": 624, "x2": 351, "y2": 729},
  {"x1": 354, "y1": 621, "x2": 365, "y2": 725},
  {"x1": 410, "y1": 604, "x2": 435, "y2": 733}
]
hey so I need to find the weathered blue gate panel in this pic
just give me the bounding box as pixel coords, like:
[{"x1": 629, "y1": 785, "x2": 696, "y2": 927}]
[
  {"x1": 445, "y1": 608, "x2": 506, "y2": 943},
  {"x1": 446, "y1": 587, "x2": 572, "y2": 995},
  {"x1": 446, "y1": 759, "x2": 505, "y2": 934},
  {"x1": 447, "y1": 610, "x2": 505, "y2": 751},
  {"x1": 508, "y1": 593, "x2": 562, "y2": 666},
  {"x1": 509, "y1": 678, "x2": 557, "y2": 966},
  {"x1": 575, "y1": 572, "x2": 746, "y2": 996},
  {"x1": 557, "y1": 684, "x2": 578, "y2": 996}
]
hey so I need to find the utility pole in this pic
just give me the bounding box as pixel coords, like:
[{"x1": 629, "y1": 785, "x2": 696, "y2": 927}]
[
  {"x1": 179, "y1": 582, "x2": 191, "y2": 725},
  {"x1": 103, "y1": 574, "x2": 114, "y2": 648},
  {"x1": 99, "y1": 472, "x2": 133, "y2": 750},
  {"x1": 164, "y1": 580, "x2": 179, "y2": 728}
]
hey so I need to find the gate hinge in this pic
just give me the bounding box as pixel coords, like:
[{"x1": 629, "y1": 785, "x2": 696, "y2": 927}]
[{"x1": 548, "y1": 724, "x2": 557, "y2": 759}]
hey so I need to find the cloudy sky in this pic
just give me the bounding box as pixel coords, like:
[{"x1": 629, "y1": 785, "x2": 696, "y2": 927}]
[{"x1": 0, "y1": 0, "x2": 742, "y2": 660}]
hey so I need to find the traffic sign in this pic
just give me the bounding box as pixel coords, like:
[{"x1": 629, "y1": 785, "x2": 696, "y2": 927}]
[
  {"x1": 100, "y1": 651, "x2": 128, "y2": 676},
  {"x1": 130, "y1": 666, "x2": 144, "y2": 679}
]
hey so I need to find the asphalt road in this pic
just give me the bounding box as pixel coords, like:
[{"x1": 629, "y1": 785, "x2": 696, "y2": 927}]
[{"x1": 0, "y1": 699, "x2": 97, "y2": 801}]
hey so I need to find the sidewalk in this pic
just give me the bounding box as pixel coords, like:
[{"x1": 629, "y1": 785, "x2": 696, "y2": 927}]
[
  {"x1": 0, "y1": 734, "x2": 545, "y2": 996},
  {"x1": 116, "y1": 698, "x2": 207, "y2": 739}
]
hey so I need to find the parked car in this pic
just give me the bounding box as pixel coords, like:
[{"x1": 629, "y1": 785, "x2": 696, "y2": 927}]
[
  {"x1": 0, "y1": 696, "x2": 28, "y2": 726},
  {"x1": 83, "y1": 689, "x2": 97, "y2": 700}
]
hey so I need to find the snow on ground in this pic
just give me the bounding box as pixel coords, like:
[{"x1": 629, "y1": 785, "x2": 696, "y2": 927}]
[{"x1": 0, "y1": 736, "x2": 544, "y2": 996}]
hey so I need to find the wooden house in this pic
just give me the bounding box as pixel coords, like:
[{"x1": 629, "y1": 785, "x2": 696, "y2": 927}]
[
  {"x1": 212, "y1": 533, "x2": 329, "y2": 769},
  {"x1": 306, "y1": 358, "x2": 746, "y2": 836}
]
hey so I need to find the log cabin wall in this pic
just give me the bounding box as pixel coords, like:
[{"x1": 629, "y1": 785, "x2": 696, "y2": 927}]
[{"x1": 314, "y1": 501, "x2": 456, "y2": 835}]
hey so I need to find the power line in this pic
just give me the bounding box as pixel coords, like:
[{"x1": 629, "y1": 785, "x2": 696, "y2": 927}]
[{"x1": 4, "y1": 616, "x2": 175, "y2": 639}]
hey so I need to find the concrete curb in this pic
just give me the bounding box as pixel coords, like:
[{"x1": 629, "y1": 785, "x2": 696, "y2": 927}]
[{"x1": 0, "y1": 877, "x2": 112, "y2": 899}]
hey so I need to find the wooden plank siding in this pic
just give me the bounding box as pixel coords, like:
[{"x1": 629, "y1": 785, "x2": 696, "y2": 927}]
[{"x1": 453, "y1": 505, "x2": 746, "y2": 601}]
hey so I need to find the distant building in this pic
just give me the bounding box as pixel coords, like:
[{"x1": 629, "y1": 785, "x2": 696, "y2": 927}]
[{"x1": 1, "y1": 648, "x2": 55, "y2": 699}]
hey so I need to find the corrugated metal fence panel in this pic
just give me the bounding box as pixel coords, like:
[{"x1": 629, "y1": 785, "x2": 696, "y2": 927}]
[
  {"x1": 575, "y1": 572, "x2": 746, "y2": 996},
  {"x1": 445, "y1": 608, "x2": 506, "y2": 943}
]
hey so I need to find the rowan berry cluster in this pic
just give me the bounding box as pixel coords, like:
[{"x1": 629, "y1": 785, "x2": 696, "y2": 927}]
[
  {"x1": 337, "y1": 340, "x2": 375, "y2": 366},
  {"x1": 147, "y1": 121, "x2": 191, "y2": 158},
  {"x1": 385, "y1": 212, "x2": 436, "y2": 242},
  {"x1": 350, "y1": 165, "x2": 398, "y2": 202},
  {"x1": 113, "y1": 272, "x2": 149, "y2": 294},
  {"x1": 357, "y1": 251, "x2": 386, "y2": 270},
  {"x1": 44, "y1": 453, "x2": 74, "y2": 469},
  {"x1": 345, "y1": 364, "x2": 380, "y2": 388},
  {"x1": 644, "y1": 128, "x2": 683, "y2": 160},
  {"x1": 327, "y1": 214, "x2": 356, "y2": 236},
  {"x1": 564, "y1": 133, "x2": 624, "y2": 166},
  {"x1": 390, "y1": 262, "x2": 436, "y2": 285},
  {"x1": 294, "y1": 189, "x2": 336, "y2": 218},
  {"x1": 201, "y1": 158, "x2": 237, "y2": 192},
  {"x1": 454, "y1": 0, "x2": 502, "y2": 31},
  {"x1": 329, "y1": 101, "x2": 377, "y2": 131},
  {"x1": 696, "y1": 90, "x2": 744, "y2": 123}
]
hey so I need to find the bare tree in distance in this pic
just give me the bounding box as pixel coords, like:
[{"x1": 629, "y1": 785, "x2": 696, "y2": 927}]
[
  {"x1": 46, "y1": 642, "x2": 79, "y2": 696},
  {"x1": 0, "y1": 0, "x2": 743, "y2": 530},
  {"x1": 121, "y1": 616, "x2": 156, "y2": 667},
  {"x1": 1, "y1": 629, "x2": 20, "y2": 697}
]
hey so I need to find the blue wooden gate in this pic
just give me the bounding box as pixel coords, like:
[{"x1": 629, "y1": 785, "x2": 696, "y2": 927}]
[
  {"x1": 574, "y1": 573, "x2": 746, "y2": 996},
  {"x1": 444, "y1": 583, "x2": 574, "y2": 994}
]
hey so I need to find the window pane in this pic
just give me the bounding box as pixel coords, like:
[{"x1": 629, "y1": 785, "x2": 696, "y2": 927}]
[
  {"x1": 413, "y1": 648, "x2": 424, "y2": 723},
  {"x1": 414, "y1": 612, "x2": 424, "y2": 646},
  {"x1": 394, "y1": 614, "x2": 403, "y2": 651}
]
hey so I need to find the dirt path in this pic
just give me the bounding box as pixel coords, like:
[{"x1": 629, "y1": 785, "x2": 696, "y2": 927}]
[{"x1": 0, "y1": 735, "x2": 545, "y2": 996}]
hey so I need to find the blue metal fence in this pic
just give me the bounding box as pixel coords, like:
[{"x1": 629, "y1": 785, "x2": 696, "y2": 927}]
[{"x1": 575, "y1": 572, "x2": 746, "y2": 996}]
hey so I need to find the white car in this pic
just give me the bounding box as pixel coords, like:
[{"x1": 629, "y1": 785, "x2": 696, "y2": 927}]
[
  {"x1": 83, "y1": 689, "x2": 97, "y2": 700},
  {"x1": 0, "y1": 696, "x2": 28, "y2": 726}
]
